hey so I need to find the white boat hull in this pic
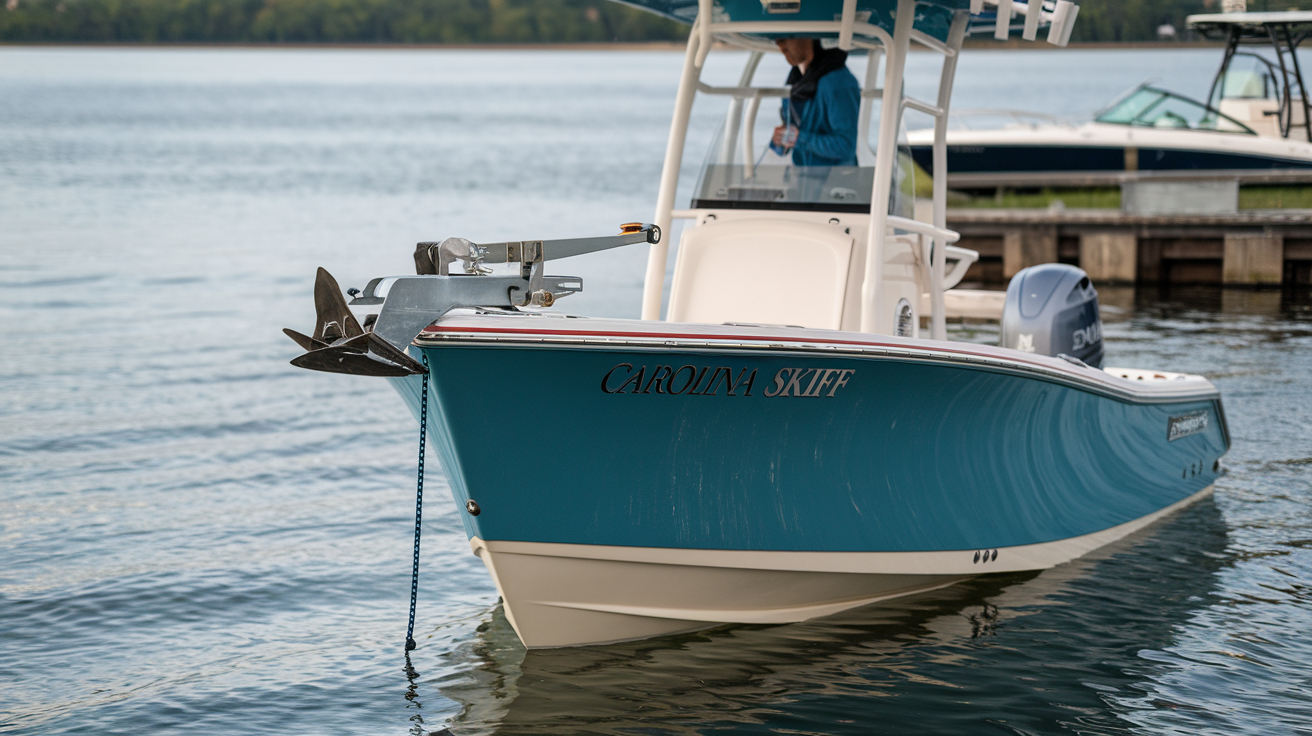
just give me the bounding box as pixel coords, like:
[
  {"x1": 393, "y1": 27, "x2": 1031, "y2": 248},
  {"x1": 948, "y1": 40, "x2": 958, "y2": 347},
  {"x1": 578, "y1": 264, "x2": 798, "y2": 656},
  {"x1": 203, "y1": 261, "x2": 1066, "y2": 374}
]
[
  {"x1": 471, "y1": 485, "x2": 1213, "y2": 648},
  {"x1": 907, "y1": 121, "x2": 1312, "y2": 177}
]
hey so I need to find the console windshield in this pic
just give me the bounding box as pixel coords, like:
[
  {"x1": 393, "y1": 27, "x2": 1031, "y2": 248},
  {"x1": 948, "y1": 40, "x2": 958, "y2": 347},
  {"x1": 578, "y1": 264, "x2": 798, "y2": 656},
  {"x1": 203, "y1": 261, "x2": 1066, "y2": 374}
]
[{"x1": 691, "y1": 102, "x2": 915, "y2": 216}]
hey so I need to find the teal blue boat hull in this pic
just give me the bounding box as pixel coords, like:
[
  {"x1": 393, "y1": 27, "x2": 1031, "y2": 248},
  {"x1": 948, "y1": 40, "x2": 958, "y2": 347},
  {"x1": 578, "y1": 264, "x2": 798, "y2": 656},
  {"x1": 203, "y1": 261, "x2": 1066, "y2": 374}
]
[{"x1": 393, "y1": 318, "x2": 1227, "y2": 556}]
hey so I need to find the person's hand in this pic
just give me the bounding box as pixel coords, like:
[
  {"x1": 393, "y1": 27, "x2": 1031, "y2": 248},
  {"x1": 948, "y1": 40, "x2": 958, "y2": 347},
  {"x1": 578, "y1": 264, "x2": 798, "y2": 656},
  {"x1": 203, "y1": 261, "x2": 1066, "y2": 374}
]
[{"x1": 772, "y1": 124, "x2": 798, "y2": 150}]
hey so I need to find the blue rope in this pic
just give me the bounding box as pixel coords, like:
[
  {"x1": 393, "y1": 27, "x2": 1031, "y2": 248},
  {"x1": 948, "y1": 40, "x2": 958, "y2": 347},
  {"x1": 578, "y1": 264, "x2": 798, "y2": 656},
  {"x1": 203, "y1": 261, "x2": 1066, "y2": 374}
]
[{"x1": 405, "y1": 355, "x2": 429, "y2": 652}]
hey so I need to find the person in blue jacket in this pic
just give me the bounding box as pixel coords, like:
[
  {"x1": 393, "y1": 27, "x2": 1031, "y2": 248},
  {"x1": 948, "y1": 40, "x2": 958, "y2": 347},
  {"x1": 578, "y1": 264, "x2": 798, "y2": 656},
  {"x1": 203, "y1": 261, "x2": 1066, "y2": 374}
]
[{"x1": 771, "y1": 37, "x2": 861, "y2": 166}]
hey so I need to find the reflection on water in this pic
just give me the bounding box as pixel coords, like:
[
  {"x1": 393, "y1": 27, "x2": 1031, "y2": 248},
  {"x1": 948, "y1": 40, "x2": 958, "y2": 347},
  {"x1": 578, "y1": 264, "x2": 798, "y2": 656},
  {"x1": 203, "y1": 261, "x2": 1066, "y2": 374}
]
[{"x1": 432, "y1": 501, "x2": 1231, "y2": 736}]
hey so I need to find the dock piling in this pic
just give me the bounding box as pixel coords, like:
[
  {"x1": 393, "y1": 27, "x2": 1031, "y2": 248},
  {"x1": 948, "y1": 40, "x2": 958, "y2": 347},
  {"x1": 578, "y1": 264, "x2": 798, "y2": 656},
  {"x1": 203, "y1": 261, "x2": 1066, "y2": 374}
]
[
  {"x1": 1222, "y1": 233, "x2": 1284, "y2": 285},
  {"x1": 1003, "y1": 226, "x2": 1057, "y2": 278},
  {"x1": 1080, "y1": 232, "x2": 1138, "y2": 284}
]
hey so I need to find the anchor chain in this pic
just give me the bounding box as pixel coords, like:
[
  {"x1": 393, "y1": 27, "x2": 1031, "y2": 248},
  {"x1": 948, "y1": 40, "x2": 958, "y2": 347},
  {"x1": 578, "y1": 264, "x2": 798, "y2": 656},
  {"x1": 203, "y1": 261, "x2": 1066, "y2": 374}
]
[{"x1": 405, "y1": 355, "x2": 429, "y2": 652}]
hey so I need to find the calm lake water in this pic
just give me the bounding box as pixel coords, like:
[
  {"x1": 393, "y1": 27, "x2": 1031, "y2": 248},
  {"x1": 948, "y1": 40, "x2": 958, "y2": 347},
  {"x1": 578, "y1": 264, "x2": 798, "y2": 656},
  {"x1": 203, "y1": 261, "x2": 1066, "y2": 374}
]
[{"x1": 2, "y1": 46, "x2": 1311, "y2": 735}]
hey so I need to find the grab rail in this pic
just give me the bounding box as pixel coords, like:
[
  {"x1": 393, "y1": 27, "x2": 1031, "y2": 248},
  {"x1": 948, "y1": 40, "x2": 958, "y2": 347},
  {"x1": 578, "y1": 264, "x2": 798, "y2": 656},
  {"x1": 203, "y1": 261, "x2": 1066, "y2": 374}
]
[{"x1": 886, "y1": 215, "x2": 960, "y2": 244}]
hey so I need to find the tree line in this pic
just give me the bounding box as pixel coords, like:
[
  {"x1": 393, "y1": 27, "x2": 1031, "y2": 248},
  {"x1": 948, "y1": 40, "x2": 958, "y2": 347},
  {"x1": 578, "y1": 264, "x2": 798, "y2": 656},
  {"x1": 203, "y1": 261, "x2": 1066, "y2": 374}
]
[
  {"x1": 0, "y1": 0, "x2": 686, "y2": 43},
  {"x1": 3, "y1": 0, "x2": 1310, "y2": 45},
  {"x1": 1073, "y1": 0, "x2": 1312, "y2": 43}
]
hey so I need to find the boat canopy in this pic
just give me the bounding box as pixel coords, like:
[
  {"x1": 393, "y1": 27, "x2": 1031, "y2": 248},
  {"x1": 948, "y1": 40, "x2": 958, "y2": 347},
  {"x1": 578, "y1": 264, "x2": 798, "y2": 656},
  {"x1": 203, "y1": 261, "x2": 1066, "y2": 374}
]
[
  {"x1": 615, "y1": 0, "x2": 1076, "y2": 44},
  {"x1": 1187, "y1": 11, "x2": 1312, "y2": 42},
  {"x1": 1187, "y1": 10, "x2": 1312, "y2": 142}
]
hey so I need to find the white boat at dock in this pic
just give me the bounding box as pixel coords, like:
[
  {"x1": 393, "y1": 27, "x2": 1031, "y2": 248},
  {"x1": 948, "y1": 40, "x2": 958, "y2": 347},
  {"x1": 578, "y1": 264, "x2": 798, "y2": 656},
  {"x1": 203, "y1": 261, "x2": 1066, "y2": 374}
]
[{"x1": 909, "y1": 9, "x2": 1312, "y2": 189}]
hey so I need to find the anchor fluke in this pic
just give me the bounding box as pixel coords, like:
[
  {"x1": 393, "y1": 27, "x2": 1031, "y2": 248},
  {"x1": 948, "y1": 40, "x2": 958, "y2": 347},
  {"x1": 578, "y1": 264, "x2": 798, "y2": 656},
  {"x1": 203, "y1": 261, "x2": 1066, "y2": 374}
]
[
  {"x1": 290, "y1": 331, "x2": 427, "y2": 377},
  {"x1": 282, "y1": 327, "x2": 327, "y2": 352},
  {"x1": 312, "y1": 267, "x2": 364, "y2": 341},
  {"x1": 284, "y1": 267, "x2": 427, "y2": 377}
]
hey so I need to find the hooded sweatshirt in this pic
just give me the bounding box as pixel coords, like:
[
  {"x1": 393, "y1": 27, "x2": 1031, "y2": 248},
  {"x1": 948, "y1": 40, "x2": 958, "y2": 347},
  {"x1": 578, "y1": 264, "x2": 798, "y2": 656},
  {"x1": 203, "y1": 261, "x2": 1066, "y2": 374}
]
[{"x1": 781, "y1": 40, "x2": 862, "y2": 166}]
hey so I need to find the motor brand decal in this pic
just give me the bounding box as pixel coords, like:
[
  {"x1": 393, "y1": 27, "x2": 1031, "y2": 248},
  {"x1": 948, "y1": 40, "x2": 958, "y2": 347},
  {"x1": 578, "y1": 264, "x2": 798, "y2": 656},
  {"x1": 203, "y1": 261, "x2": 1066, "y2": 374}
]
[
  {"x1": 600, "y1": 363, "x2": 853, "y2": 398},
  {"x1": 1072, "y1": 322, "x2": 1103, "y2": 350},
  {"x1": 1168, "y1": 411, "x2": 1209, "y2": 441}
]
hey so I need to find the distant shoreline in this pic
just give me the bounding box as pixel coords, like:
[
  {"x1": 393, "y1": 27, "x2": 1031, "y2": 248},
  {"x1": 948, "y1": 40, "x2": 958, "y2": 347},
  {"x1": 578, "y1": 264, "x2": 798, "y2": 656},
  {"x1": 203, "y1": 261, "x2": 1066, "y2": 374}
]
[
  {"x1": 0, "y1": 40, "x2": 689, "y2": 51},
  {"x1": 0, "y1": 39, "x2": 1225, "y2": 52}
]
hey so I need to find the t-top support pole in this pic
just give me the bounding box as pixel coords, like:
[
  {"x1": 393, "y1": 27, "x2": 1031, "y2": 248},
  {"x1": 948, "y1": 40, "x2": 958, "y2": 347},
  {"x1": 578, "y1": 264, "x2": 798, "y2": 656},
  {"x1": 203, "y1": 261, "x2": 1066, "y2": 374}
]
[
  {"x1": 1205, "y1": 26, "x2": 1241, "y2": 112},
  {"x1": 860, "y1": 0, "x2": 915, "y2": 335},
  {"x1": 929, "y1": 11, "x2": 970, "y2": 341},
  {"x1": 1283, "y1": 25, "x2": 1312, "y2": 142},
  {"x1": 643, "y1": 14, "x2": 705, "y2": 321},
  {"x1": 720, "y1": 51, "x2": 765, "y2": 166},
  {"x1": 856, "y1": 45, "x2": 884, "y2": 167}
]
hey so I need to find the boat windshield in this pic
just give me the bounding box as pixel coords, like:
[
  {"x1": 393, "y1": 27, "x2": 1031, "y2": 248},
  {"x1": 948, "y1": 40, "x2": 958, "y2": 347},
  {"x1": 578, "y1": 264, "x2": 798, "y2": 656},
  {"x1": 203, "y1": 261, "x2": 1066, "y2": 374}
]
[
  {"x1": 691, "y1": 102, "x2": 915, "y2": 216},
  {"x1": 1095, "y1": 85, "x2": 1254, "y2": 135},
  {"x1": 1220, "y1": 53, "x2": 1279, "y2": 99}
]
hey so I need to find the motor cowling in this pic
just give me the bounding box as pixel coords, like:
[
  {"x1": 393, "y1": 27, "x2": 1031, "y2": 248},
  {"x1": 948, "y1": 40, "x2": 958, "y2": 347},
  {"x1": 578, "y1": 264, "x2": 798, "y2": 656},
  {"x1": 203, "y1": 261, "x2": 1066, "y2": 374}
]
[{"x1": 1000, "y1": 263, "x2": 1104, "y2": 368}]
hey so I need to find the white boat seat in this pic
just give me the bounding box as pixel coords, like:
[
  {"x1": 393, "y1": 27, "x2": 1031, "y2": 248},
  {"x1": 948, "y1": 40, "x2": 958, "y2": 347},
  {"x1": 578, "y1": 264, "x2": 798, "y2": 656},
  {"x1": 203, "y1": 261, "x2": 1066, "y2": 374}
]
[{"x1": 667, "y1": 218, "x2": 854, "y2": 330}]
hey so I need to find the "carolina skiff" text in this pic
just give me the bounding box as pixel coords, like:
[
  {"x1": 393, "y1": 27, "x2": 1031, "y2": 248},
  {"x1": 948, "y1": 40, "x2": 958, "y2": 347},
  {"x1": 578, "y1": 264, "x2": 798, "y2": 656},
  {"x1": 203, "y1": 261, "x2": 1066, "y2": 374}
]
[{"x1": 600, "y1": 364, "x2": 855, "y2": 397}]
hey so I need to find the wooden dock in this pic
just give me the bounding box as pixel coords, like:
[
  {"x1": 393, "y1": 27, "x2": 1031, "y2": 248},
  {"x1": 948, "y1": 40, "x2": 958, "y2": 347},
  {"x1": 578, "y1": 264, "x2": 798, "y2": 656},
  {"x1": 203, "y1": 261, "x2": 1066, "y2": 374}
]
[{"x1": 947, "y1": 208, "x2": 1312, "y2": 287}]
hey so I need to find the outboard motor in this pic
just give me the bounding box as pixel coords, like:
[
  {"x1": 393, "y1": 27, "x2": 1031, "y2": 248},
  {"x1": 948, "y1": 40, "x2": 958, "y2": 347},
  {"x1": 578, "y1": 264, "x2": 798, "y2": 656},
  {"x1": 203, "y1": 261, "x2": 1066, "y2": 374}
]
[{"x1": 1001, "y1": 263, "x2": 1104, "y2": 368}]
